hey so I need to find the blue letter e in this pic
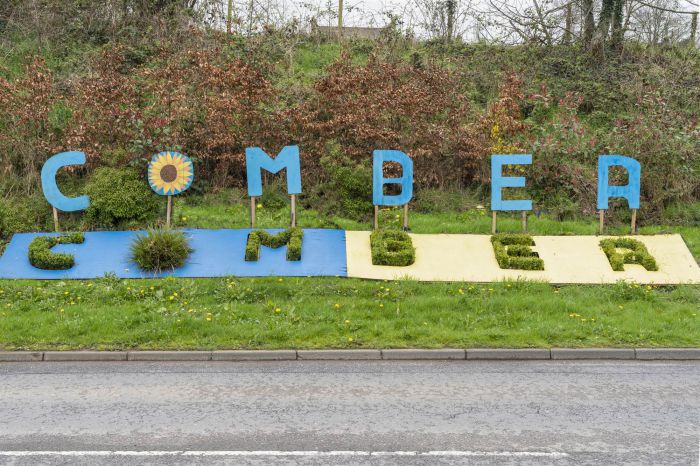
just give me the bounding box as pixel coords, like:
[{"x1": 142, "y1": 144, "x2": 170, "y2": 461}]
[
  {"x1": 597, "y1": 155, "x2": 641, "y2": 210},
  {"x1": 491, "y1": 154, "x2": 532, "y2": 211},
  {"x1": 246, "y1": 146, "x2": 302, "y2": 197},
  {"x1": 41, "y1": 151, "x2": 90, "y2": 212},
  {"x1": 372, "y1": 150, "x2": 413, "y2": 206}
]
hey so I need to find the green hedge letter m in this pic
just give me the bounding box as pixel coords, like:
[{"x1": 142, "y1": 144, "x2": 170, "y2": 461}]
[{"x1": 245, "y1": 146, "x2": 302, "y2": 197}]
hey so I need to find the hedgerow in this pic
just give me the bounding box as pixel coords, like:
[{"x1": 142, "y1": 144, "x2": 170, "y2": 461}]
[
  {"x1": 245, "y1": 228, "x2": 303, "y2": 262},
  {"x1": 28, "y1": 232, "x2": 85, "y2": 270},
  {"x1": 491, "y1": 234, "x2": 544, "y2": 270},
  {"x1": 370, "y1": 230, "x2": 415, "y2": 266},
  {"x1": 599, "y1": 238, "x2": 658, "y2": 272}
]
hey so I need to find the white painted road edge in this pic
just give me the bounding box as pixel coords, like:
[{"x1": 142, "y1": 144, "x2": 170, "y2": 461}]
[{"x1": 0, "y1": 451, "x2": 569, "y2": 458}]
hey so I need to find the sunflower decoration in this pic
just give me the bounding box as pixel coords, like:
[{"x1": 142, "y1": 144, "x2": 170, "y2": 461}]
[{"x1": 148, "y1": 151, "x2": 194, "y2": 196}]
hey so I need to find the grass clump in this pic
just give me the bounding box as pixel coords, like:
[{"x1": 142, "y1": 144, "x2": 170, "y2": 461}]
[
  {"x1": 130, "y1": 228, "x2": 192, "y2": 272},
  {"x1": 28, "y1": 232, "x2": 85, "y2": 270},
  {"x1": 491, "y1": 234, "x2": 544, "y2": 270},
  {"x1": 600, "y1": 237, "x2": 658, "y2": 271},
  {"x1": 245, "y1": 228, "x2": 303, "y2": 261},
  {"x1": 371, "y1": 229, "x2": 415, "y2": 266}
]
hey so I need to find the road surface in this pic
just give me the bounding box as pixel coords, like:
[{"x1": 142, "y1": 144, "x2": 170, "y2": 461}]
[{"x1": 0, "y1": 360, "x2": 698, "y2": 465}]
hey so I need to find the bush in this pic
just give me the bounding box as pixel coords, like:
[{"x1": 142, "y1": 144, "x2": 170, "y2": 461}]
[
  {"x1": 313, "y1": 144, "x2": 373, "y2": 221},
  {"x1": 130, "y1": 228, "x2": 192, "y2": 272},
  {"x1": 599, "y1": 237, "x2": 658, "y2": 272},
  {"x1": 0, "y1": 196, "x2": 54, "y2": 238},
  {"x1": 28, "y1": 232, "x2": 84, "y2": 270},
  {"x1": 491, "y1": 234, "x2": 544, "y2": 270},
  {"x1": 245, "y1": 228, "x2": 303, "y2": 261},
  {"x1": 85, "y1": 167, "x2": 160, "y2": 228},
  {"x1": 370, "y1": 229, "x2": 415, "y2": 266}
]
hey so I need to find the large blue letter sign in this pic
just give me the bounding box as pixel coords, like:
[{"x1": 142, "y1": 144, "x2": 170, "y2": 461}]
[
  {"x1": 41, "y1": 151, "x2": 90, "y2": 212},
  {"x1": 491, "y1": 154, "x2": 532, "y2": 211},
  {"x1": 597, "y1": 155, "x2": 640, "y2": 210},
  {"x1": 246, "y1": 146, "x2": 302, "y2": 196},
  {"x1": 372, "y1": 150, "x2": 413, "y2": 206}
]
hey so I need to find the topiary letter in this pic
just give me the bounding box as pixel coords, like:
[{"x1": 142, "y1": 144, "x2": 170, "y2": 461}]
[
  {"x1": 245, "y1": 228, "x2": 303, "y2": 261},
  {"x1": 370, "y1": 230, "x2": 415, "y2": 266},
  {"x1": 28, "y1": 232, "x2": 85, "y2": 270},
  {"x1": 491, "y1": 234, "x2": 544, "y2": 270},
  {"x1": 599, "y1": 237, "x2": 658, "y2": 271}
]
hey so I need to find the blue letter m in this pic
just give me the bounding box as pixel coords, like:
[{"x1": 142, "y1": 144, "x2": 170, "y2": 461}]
[{"x1": 246, "y1": 146, "x2": 302, "y2": 197}]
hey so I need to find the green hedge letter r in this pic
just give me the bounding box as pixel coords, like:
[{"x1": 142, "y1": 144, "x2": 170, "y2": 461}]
[{"x1": 41, "y1": 151, "x2": 90, "y2": 212}]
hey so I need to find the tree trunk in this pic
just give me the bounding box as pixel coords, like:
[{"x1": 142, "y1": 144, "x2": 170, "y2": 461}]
[
  {"x1": 337, "y1": 0, "x2": 343, "y2": 41},
  {"x1": 226, "y1": 0, "x2": 233, "y2": 34},
  {"x1": 610, "y1": 0, "x2": 624, "y2": 51},
  {"x1": 563, "y1": 2, "x2": 573, "y2": 44},
  {"x1": 446, "y1": 0, "x2": 456, "y2": 43},
  {"x1": 691, "y1": 13, "x2": 698, "y2": 48},
  {"x1": 582, "y1": 0, "x2": 595, "y2": 48},
  {"x1": 592, "y1": 0, "x2": 614, "y2": 59}
]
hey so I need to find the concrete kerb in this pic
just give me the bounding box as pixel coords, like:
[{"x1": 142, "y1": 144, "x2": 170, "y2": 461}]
[
  {"x1": 298, "y1": 349, "x2": 381, "y2": 360},
  {"x1": 0, "y1": 351, "x2": 43, "y2": 362},
  {"x1": 0, "y1": 349, "x2": 699, "y2": 361},
  {"x1": 467, "y1": 348, "x2": 551, "y2": 360},
  {"x1": 44, "y1": 351, "x2": 127, "y2": 361},
  {"x1": 635, "y1": 348, "x2": 700, "y2": 360},
  {"x1": 551, "y1": 348, "x2": 635, "y2": 360},
  {"x1": 382, "y1": 349, "x2": 466, "y2": 360}
]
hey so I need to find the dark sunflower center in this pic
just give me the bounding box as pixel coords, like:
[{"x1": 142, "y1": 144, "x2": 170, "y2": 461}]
[{"x1": 160, "y1": 164, "x2": 178, "y2": 183}]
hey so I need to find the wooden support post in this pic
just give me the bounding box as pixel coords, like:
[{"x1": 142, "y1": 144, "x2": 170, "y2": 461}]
[
  {"x1": 403, "y1": 203, "x2": 409, "y2": 230},
  {"x1": 630, "y1": 209, "x2": 637, "y2": 235},
  {"x1": 250, "y1": 196, "x2": 256, "y2": 229},
  {"x1": 373, "y1": 205, "x2": 379, "y2": 230},
  {"x1": 290, "y1": 194, "x2": 297, "y2": 228},
  {"x1": 599, "y1": 209, "x2": 605, "y2": 234},
  {"x1": 521, "y1": 211, "x2": 528, "y2": 233},
  {"x1": 491, "y1": 211, "x2": 497, "y2": 234},
  {"x1": 166, "y1": 195, "x2": 172, "y2": 228},
  {"x1": 52, "y1": 207, "x2": 60, "y2": 232}
]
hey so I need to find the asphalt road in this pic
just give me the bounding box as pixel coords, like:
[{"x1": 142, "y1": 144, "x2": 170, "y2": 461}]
[{"x1": 0, "y1": 360, "x2": 698, "y2": 465}]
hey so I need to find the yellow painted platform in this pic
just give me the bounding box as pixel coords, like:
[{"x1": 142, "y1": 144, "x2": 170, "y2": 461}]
[{"x1": 345, "y1": 232, "x2": 700, "y2": 284}]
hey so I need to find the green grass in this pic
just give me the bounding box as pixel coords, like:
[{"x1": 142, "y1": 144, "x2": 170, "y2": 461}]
[{"x1": 0, "y1": 277, "x2": 697, "y2": 350}]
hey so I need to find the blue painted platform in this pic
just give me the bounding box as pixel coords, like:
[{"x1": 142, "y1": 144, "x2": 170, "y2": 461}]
[{"x1": 0, "y1": 229, "x2": 347, "y2": 279}]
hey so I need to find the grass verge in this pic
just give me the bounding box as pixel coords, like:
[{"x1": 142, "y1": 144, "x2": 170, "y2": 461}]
[{"x1": 0, "y1": 277, "x2": 697, "y2": 350}]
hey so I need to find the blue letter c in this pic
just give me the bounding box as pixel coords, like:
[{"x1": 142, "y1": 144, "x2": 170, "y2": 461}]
[{"x1": 41, "y1": 151, "x2": 90, "y2": 212}]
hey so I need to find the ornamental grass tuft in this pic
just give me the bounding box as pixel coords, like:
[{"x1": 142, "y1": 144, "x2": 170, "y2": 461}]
[{"x1": 130, "y1": 228, "x2": 193, "y2": 272}]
